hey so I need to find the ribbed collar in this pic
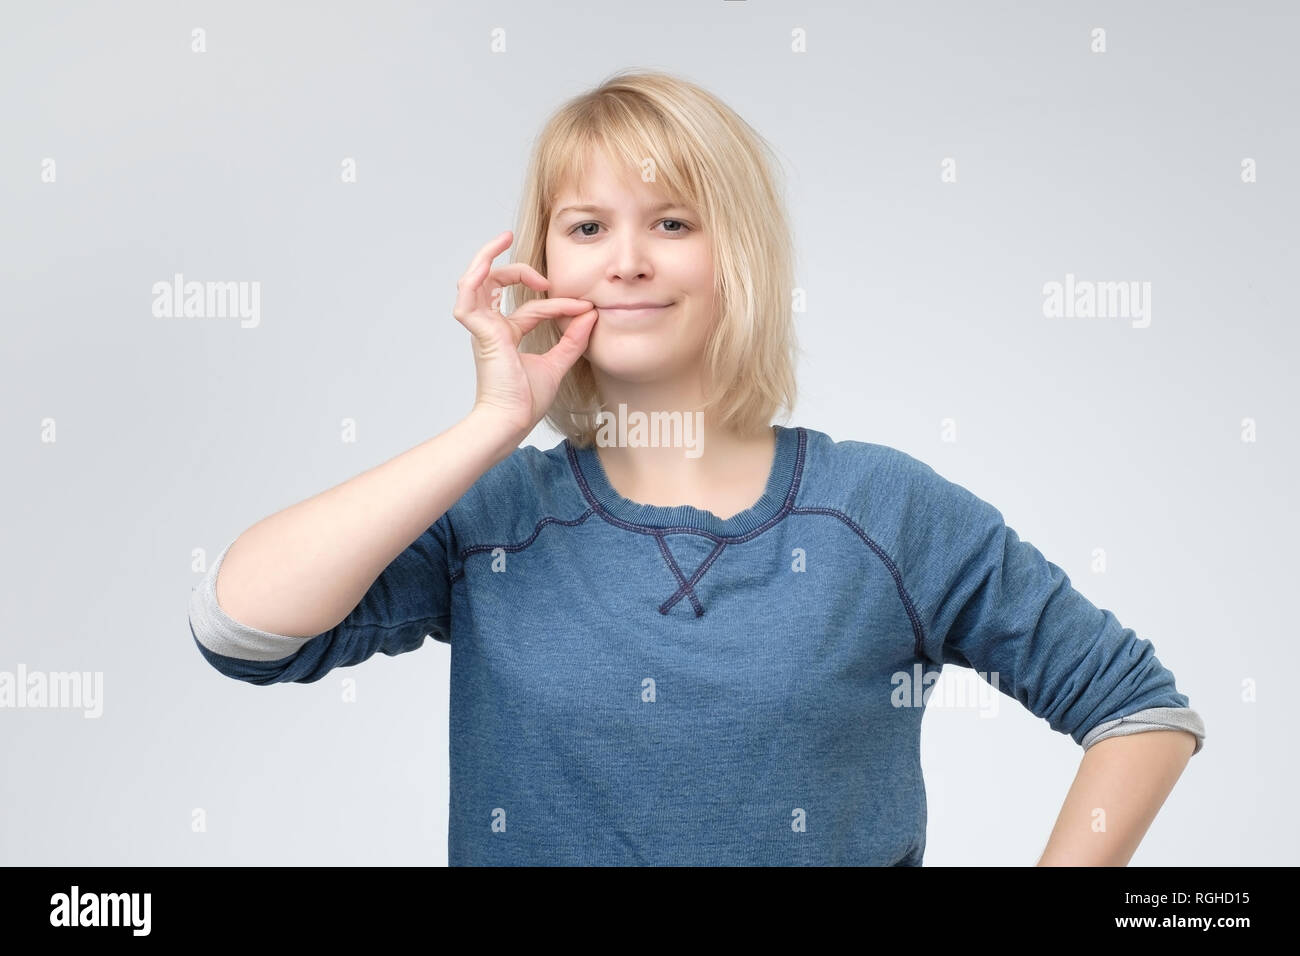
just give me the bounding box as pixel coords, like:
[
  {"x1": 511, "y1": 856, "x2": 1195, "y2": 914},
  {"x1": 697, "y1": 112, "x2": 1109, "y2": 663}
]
[{"x1": 565, "y1": 424, "x2": 805, "y2": 538}]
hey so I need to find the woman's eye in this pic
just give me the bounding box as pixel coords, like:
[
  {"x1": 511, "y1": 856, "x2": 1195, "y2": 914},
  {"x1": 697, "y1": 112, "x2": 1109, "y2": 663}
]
[{"x1": 568, "y1": 219, "x2": 692, "y2": 239}]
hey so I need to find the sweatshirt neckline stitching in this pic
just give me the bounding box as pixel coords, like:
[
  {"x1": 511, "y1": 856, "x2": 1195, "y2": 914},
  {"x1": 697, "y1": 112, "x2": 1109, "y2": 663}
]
[{"x1": 564, "y1": 425, "x2": 806, "y2": 540}]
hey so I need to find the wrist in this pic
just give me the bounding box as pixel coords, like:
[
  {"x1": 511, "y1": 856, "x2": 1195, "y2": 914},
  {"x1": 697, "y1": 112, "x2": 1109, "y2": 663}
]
[{"x1": 463, "y1": 407, "x2": 531, "y2": 462}]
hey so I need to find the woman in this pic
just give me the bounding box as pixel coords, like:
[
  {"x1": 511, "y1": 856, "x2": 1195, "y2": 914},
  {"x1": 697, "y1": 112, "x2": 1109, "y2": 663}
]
[{"x1": 188, "y1": 69, "x2": 1205, "y2": 866}]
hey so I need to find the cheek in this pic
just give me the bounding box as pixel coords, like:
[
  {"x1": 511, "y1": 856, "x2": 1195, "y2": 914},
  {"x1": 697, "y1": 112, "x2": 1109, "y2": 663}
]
[
  {"x1": 679, "y1": 251, "x2": 714, "y2": 295},
  {"x1": 543, "y1": 243, "x2": 588, "y2": 291}
]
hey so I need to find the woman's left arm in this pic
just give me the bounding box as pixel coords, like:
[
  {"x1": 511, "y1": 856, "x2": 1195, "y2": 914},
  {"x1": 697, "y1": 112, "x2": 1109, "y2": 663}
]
[{"x1": 1036, "y1": 729, "x2": 1199, "y2": 866}]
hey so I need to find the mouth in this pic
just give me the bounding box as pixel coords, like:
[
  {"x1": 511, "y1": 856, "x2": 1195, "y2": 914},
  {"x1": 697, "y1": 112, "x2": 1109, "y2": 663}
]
[{"x1": 597, "y1": 302, "x2": 673, "y2": 318}]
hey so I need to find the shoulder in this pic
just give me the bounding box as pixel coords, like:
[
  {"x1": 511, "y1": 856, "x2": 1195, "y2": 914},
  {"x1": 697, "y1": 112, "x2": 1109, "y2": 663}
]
[
  {"x1": 442, "y1": 433, "x2": 589, "y2": 552},
  {"x1": 794, "y1": 425, "x2": 1002, "y2": 556},
  {"x1": 796, "y1": 425, "x2": 959, "y2": 510}
]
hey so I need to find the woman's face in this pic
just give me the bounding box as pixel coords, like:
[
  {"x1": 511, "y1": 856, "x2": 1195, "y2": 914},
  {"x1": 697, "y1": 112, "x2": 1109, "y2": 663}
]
[{"x1": 545, "y1": 153, "x2": 716, "y2": 388}]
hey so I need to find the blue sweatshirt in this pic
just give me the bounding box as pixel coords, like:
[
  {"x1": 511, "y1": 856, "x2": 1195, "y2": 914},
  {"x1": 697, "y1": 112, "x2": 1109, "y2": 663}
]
[{"x1": 188, "y1": 424, "x2": 1205, "y2": 865}]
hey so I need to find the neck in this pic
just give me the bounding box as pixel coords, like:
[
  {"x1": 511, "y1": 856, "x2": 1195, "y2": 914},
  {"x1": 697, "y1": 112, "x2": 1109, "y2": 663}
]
[
  {"x1": 589, "y1": 411, "x2": 774, "y2": 513},
  {"x1": 585, "y1": 371, "x2": 776, "y2": 512}
]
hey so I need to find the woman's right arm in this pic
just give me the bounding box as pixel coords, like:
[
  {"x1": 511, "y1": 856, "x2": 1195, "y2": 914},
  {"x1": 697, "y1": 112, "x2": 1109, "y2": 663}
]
[
  {"x1": 199, "y1": 229, "x2": 599, "y2": 647},
  {"x1": 213, "y1": 411, "x2": 523, "y2": 638}
]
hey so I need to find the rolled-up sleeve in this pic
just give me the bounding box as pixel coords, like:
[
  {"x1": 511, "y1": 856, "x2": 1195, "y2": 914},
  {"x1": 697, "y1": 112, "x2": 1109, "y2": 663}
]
[
  {"x1": 189, "y1": 512, "x2": 456, "y2": 685},
  {"x1": 904, "y1": 457, "x2": 1206, "y2": 757},
  {"x1": 1080, "y1": 706, "x2": 1205, "y2": 754}
]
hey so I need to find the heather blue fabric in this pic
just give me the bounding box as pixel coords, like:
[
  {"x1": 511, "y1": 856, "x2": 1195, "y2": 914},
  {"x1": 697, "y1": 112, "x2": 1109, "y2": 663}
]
[{"x1": 189, "y1": 424, "x2": 1205, "y2": 865}]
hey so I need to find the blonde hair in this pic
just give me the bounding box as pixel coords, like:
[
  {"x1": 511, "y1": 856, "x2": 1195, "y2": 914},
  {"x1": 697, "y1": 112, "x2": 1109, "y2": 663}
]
[{"x1": 510, "y1": 68, "x2": 799, "y2": 448}]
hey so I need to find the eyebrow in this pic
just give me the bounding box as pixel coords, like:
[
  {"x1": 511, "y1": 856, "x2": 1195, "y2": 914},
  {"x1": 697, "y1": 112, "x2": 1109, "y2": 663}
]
[{"x1": 553, "y1": 200, "x2": 690, "y2": 218}]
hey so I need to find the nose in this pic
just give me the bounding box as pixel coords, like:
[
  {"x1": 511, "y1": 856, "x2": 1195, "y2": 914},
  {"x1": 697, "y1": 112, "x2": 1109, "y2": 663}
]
[{"x1": 606, "y1": 232, "x2": 654, "y2": 282}]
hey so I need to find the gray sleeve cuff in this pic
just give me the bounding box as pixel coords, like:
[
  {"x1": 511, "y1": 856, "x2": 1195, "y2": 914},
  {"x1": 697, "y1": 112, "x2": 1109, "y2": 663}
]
[
  {"x1": 188, "y1": 540, "x2": 320, "y2": 662},
  {"x1": 1081, "y1": 706, "x2": 1206, "y2": 756}
]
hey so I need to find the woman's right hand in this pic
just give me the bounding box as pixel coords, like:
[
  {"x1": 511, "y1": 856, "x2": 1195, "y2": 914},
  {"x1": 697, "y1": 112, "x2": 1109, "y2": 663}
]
[{"x1": 453, "y1": 230, "x2": 598, "y2": 440}]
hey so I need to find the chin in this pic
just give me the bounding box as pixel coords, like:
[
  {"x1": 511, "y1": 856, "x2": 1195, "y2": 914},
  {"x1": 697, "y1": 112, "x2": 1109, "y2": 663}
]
[{"x1": 586, "y1": 349, "x2": 680, "y2": 383}]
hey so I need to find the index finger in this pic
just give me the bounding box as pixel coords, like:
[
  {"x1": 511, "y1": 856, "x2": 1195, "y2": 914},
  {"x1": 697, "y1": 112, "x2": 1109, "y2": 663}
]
[
  {"x1": 459, "y1": 231, "x2": 513, "y2": 288},
  {"x1": 487, "y1": 262, "x2": 550, "y2": 292}
]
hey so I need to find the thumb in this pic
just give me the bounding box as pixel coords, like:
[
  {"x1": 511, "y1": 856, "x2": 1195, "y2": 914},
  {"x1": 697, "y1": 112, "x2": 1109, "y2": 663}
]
[{"x1": 541, "y1": 309, "x2": 598, "y2": 379}]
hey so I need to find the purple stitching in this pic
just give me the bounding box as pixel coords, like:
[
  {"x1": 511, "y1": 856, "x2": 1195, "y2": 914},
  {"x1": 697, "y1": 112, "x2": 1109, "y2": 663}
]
[
  {"x1": 655, "y1": 535, "x2": 728, "y2": 616},
  {"x1": 457, "y1": 510, "x2": 595, "y2": 559},
  {"x1": 443, "y1": 442, "x2": 926, "y2": 656},
  {"x1": 788, "y1": 506, "x2": 927, "y2": 662},
  {"x1": 561, "y1": 427, "x2": 807, "y2": 616},
  {"x1": 451, "y1": 431, "x2": 828, "y2": 623},
  {"x1": 563, "y1": 427, "x2": 808, "y2": 544},
  {"x1": 450, "y1": 509, "x2": 596, "y2": 584}
]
